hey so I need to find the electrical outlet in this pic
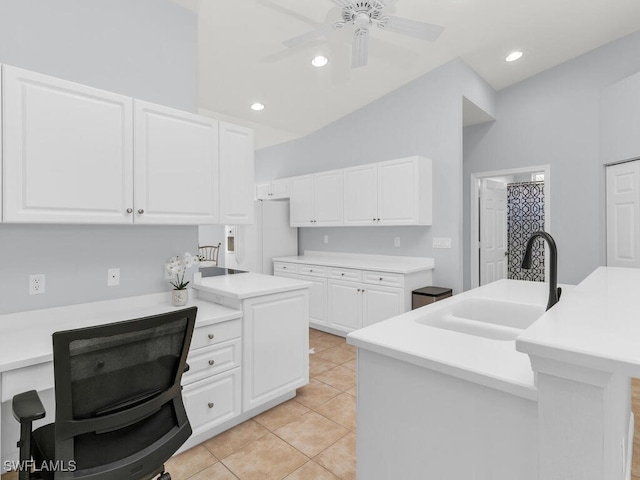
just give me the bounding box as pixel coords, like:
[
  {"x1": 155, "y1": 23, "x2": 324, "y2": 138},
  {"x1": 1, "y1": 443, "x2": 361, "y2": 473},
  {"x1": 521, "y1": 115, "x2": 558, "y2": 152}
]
[
  {"x1": 394, "y1": 237, "x2": 401, "y2": 247},
  {"x1": 323, "y1": 235, "x2": 329, "y2": 244},
  {"x1": 433, "y1": 237, "x2": 452, "y2": 249},
  {"x1": 29, "y1": 274, "x2": 46, "y2": 295},
  {"x1": 107, "y1": 268, "x2": 120, "y2": 287}
]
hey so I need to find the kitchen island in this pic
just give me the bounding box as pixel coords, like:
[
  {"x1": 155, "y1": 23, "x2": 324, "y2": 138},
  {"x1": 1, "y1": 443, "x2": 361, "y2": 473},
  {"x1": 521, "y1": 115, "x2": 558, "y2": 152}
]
[{"x1": 348, "y1": 267, "x2": 640, "y2": 480}]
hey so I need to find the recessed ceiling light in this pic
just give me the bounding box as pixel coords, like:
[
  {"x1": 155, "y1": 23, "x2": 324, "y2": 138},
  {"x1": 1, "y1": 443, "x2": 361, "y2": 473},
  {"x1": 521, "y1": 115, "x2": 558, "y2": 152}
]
[
  {"x1": 505, "y1": 51, "x2": 523, "y2": 62},
  {"x1": 311, "y1": 55, "x2": 329, "y2": 67},
  {"x1": 250, "y1": 102, "x2": 265, "y2": 111}
]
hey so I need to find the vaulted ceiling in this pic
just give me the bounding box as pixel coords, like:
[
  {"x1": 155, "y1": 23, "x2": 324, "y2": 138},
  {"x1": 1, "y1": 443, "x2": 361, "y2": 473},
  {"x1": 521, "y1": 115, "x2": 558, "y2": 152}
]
[{"x1": 174, "y1": 0, "x2": 640, "y2": 148}]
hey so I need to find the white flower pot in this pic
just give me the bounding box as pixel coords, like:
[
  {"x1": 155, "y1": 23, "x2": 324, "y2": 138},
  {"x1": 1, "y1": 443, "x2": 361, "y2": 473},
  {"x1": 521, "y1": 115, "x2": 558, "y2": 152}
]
[{"x1": 172, "y1": 289, "x2": 189, "y2": 307}]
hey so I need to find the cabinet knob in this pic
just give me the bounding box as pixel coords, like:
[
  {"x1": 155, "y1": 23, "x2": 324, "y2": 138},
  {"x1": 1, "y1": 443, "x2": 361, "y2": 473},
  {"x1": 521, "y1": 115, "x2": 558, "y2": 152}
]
[
  {"x1": 341, "y1": 273, "x2": 345, "y2": 276},
  {"x1": 310, "y1": 269, "x2": 313, "y2": 272},
  {"x1": 379, "y1": 277, "x2": 383, "y2": 281},
  {"x1": 208, "y1": 333, "x2": 215, "y2": 340},
  {"x1": 208, "y1": 360, "x2": 215, "y2": 366},
  {"x1": 126, "y1": 208, "x2": 133, "y2": 214},
  {"x1": 137, "y1": 209, "x2": 144, "y2": 214},
  {"x1": 208, "y1": 402, "x2": 215, "y2": 409},
  {"x1": 372, "y1": 218, "x2": 376, "y2": 222},
  {"x1": 283, "y1": 266, "x2": 287, "y2": 269},
  {"x1": 362, "y1": 289, "x2": 365, "y2": 293},
  {"x1": 357, "y1": 289, "x2": 361, "y2": 292},
  {"x1": 377, "y1": 218, "x2": 380, "y2": 222}
]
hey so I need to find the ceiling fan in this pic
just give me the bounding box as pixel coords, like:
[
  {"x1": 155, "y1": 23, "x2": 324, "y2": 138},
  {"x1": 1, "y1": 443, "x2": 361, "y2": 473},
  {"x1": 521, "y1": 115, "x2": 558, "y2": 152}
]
[{"x1": 282, "y1": 0, "x2": 444, "y2": 69}]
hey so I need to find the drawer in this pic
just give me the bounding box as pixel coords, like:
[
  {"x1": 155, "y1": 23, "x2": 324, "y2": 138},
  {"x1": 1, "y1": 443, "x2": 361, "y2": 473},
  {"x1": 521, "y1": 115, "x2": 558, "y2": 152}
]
[
  {"x1": 297, "y1": 264, "x2": 326, "y2": 277},
  {"x1": 274, "y1": 262, "x2": 298, "y2": 274},
  {"x1": 363, "y1": 271, "x2": 404, "y2": 287},
  {"x1": 2, "y1": 362, "x2": 54, "y2": 402},
  {"x1": 191, "y1": 318, "x2": 241, "y2": 351},
  {"x1": 183, "y1": 338, "x2": 241, "y2": 385},
  {"x1": 183, "y1": 367, "x2": 241, "y2": 433},
  {"x1": 329, "y1": 267, "x2": 361, "y2": 282}
]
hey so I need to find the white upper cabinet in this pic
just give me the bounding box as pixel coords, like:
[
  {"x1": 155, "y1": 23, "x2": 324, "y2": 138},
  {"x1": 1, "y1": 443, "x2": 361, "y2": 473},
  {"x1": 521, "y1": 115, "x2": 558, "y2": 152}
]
[
  {"x1": 601, "y1": 72, "x2": 640, "y2": 164},
  {"x1": 255, "y1": 178, "x2": 291, "y2": 200},
  {"x1": 2, "y1": 65, "x2": 134, "y2": 223},
  {"x1": 134, "y1": 100, "x2": 219, "y2": 224},
  {"x1": 344, "y1": 164, "x2": 378, "y2": 225},
  {"x1": 290, "y1": 175, "x2": 315, "y2": 226},
  {"x1": 219, "y1": 122, "x2": 255, "y2": 224},
  {"x1": 290, "y1": 170, "x2": 344, "y2": 226},
  {"x1": 378, "y1": 157, "x2": 430, "y2": 225}
]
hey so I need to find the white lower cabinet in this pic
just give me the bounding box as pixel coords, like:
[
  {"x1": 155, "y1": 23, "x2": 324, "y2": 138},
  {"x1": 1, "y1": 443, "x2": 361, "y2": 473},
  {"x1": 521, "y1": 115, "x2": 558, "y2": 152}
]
[
  {"x1": 181, "y1": 318, "x2": 242, "y2": 441},
  {"x1": 275, "y1": 257, "x2": 432, "y2": 336},
  {"x1": 241, "y1": 290, "x2": 309, "y2": 411},
  {"x1": 182, "y1": 368, "x2": 241, "y2": 436},
  {"x1": 328, "y1": 280, "x2": 362, "y2": 332}
]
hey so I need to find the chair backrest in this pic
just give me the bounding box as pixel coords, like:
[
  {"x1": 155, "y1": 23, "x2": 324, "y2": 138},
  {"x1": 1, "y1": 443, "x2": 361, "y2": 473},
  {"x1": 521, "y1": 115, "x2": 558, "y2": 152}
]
[
  {"x1": 198, "y1": 244, "x2": 221, "y2": 265},
  {"x1": 51, "y1": 307, "x2": 197, "y2": 480}
]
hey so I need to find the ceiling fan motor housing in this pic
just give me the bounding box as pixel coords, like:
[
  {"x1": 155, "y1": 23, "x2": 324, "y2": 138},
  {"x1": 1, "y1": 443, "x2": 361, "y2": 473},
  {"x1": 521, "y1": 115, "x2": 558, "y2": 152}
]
[{"x1": 342, "y1": 1, "x2": 384, "y2": 25}]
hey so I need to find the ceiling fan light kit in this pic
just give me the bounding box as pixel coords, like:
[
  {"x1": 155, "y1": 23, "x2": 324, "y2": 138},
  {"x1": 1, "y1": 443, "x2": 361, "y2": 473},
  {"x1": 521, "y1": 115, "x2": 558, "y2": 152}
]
[{"x1": 282, "y1": 0, "x2": 444, "y2": 69}]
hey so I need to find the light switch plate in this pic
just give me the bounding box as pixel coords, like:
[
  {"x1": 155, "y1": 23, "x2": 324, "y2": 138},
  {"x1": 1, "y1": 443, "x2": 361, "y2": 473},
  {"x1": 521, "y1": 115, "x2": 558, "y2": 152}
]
[{"x1": 433, "y1": 237, "x2": 452, "y2": 249}]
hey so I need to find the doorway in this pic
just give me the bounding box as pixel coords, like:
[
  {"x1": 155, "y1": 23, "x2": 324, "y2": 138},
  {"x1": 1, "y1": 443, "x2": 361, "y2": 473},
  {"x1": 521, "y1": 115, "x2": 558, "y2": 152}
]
[{"x1": 470, "y1": 165, "x2": 551, "y2": 288}]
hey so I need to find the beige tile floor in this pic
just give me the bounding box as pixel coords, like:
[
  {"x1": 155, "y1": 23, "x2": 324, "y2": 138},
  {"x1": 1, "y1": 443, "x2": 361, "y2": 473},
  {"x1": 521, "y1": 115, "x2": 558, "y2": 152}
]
[
  {"x1": 5, "y1": 330, "x2": 640, "y2": 479},
  {"x1": 1, "y1": 328, "x2": 356, "y2": 480}
]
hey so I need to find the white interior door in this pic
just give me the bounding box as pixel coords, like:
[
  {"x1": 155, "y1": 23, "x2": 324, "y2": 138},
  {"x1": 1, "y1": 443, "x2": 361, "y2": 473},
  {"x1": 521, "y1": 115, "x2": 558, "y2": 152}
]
[
  {"x1": 606, "y1": 161, "x2": 640, "y2": 267},
  {"x1": 480, "y1": 179, "x2": 508, "y2": 285}
]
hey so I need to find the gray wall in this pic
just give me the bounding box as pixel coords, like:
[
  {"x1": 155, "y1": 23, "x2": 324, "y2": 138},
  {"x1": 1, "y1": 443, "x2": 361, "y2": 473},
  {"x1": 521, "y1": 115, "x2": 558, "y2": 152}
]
[
  {"x1": 0, "y1": 0, "x2": 199, "y2": 314},
  {"x1": 257, "y1": 59, "x2": 496, "y2": 293},
  {"x1": 463, "y1": 30, "x2": 640, "y2": 289}
]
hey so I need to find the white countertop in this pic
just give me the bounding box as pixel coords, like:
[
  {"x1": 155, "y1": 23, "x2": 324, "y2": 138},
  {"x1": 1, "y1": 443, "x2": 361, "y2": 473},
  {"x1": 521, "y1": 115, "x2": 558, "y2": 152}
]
[
  {"x1": 0, "y1": 292, "x2": 241, "y2": 372},
  {"x1": 273, "y1": 250, "x2": 435, "y2": 274},
  {"x1": 516, "y1": 267, "x2": 640, "y2": 377},
  {"x1": 347, "y1": 279, "x2": 552, "y2": 400},
  {"x1": 192, "y1": 272, "x2": 311, "y2": 300}
]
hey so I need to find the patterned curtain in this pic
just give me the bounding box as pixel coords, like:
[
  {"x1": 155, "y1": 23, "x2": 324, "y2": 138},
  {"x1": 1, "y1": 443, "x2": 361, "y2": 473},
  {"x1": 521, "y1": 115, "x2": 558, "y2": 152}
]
[{"x1": 507, "y1": 182, "x2": 545, "y2": 281}]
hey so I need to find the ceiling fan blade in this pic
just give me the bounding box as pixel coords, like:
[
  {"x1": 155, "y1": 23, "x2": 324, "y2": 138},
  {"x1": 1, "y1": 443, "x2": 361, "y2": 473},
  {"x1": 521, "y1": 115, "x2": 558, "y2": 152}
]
[
  {"x1": 376, "y1": 0, "x2": 398, "y2": 6},
  {"x1": 352, "y1": 28, "x2": 369, "y2": 69},
  {"x1": 377, "y1": 15, "x2": 444, "y2": 41},
  {"x1": 283, "y1": 21, "x2": 345, "y2": 48},
  {"x1": 332, "y1": 0, "x2": 353, "y2": 7}
]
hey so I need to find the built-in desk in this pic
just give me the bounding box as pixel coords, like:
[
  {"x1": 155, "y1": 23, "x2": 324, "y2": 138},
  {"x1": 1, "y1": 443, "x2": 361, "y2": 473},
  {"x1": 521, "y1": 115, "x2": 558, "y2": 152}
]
[{"x1": 0, "y1": 292, "x2": 242, "y2": 469}]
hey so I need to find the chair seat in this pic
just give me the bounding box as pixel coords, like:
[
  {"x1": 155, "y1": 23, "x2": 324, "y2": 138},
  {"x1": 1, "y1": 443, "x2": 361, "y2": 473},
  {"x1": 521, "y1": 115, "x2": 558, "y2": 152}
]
[{"x1": 31, "y1": 403, "x2": 180, "y2": 478}]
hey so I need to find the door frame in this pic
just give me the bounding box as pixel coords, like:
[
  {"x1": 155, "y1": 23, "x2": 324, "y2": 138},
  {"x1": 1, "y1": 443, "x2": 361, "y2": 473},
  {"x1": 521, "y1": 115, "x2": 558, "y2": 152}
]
[{"x1": 470, "y1": 164, "x2": 551, "y2": 289}]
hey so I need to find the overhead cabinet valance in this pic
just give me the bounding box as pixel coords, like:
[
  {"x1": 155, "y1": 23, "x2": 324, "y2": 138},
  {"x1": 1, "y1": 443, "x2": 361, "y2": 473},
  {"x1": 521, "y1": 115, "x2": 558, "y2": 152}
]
[
  {"x1": 286, "y1": 156, "x2": 432, "y2": 227},
  {"x1": 0, "y1": 65, "x2": 254, "y2": 225}
]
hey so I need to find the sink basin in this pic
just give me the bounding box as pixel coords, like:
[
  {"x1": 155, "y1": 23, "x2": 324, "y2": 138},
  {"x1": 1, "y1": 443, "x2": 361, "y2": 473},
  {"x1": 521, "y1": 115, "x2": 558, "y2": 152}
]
[{"x1": 416, "y1": 298, "x2": 545, "y2": 341}]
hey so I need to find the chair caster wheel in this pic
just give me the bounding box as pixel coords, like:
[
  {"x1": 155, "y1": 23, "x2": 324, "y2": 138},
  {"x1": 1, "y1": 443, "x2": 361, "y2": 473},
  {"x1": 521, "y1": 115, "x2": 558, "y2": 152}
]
[{"x1": 158, "y1": 473, "x2": 171, "y2": 480}]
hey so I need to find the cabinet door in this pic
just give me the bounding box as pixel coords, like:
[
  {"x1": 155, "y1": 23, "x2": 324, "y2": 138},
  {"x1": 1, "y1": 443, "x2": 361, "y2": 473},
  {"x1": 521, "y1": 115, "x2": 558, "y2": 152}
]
[
  {"x1": 242, "y1": 290, "x2": 309, "y2": 411},
  {"x1": 134, "y1": 100, "x2": 219, "y2": 224},
  {"x1": 344, "y1": 164, "x2": 378, "y2": 225},
  {"x1": 182, "y1": 367, "x2": 241, "y2": 435},
  {"x1": 606, "y1": 161, "x2": 640, "y2": 267},
  {"x1": 290, "y1": 175, "x2": 315, "y2": 226},
  {"x1": 298, "y1": 274, "x2": 328, "y2": 326},
  {"x1": 328, "y1": 280, "x2": 362, "y2": 333},
  {"x1": 219, "y1": 122, "x2": 255, "y2": 224},
  {"x1": 601, "y1": 72, "x2": 640, "y2": 164},
  {"x1": 255, "y1": 183, "x2": 271, "y2": 200},
  {"x1": 363, "y1": 285, "x2": 403, "y2": 327},
  {"x1": 2, "y1": 66, "x2": 134, "y2": 223},
  {"x1": 314, "y1": 170, "x2": 344, "y2": 225},
  {"x1": 377, "y1": 157, "x2": 419, "y2": 225},
  {"x1": 270, "y1": 178, "x2": 291, "y2": 199}
]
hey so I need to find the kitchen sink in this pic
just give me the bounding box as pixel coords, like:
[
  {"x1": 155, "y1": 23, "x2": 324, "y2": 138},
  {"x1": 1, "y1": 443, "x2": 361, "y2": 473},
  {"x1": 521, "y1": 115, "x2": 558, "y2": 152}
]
[{"x1": 416, "y1": 298, "x2": 545, "y2": 341}]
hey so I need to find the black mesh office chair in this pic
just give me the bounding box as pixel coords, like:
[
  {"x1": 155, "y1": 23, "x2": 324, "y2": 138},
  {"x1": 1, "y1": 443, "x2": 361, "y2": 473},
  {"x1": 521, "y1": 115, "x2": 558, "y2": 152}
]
[{"x1": 11, "y1": 307, "x2": 197, "y2": 480}]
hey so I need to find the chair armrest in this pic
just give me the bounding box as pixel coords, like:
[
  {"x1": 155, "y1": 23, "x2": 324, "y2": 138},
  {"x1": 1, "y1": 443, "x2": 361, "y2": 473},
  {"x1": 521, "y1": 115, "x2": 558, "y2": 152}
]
[{"x1": 12, "y1": 390, "x2": 46, "y2": 423}]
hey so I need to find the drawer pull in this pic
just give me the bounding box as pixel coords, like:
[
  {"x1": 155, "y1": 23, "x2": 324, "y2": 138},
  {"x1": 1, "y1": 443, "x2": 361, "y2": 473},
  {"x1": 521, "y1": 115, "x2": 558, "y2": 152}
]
[
  {"x1": 208, "y1": 333, "x2": 215, "y2": 340},
  {"x1": 208, "y1": 402, "x2": 215, "y2": 409},
  {"x1": 208, "y1": 360, "x2": 215, "y2": 366},
  {"x1": 379, "y1": 277, "x2": 383, "y2": 281},
  {"x1": 341, "y1": 273, "x2": 345, "y2": 276},
  {"x1": 310, "y1": 269, "x2": 313, "y2": 272},
  {"x1": 283, "y1": 266, "x2": 287, "y2": 269}
]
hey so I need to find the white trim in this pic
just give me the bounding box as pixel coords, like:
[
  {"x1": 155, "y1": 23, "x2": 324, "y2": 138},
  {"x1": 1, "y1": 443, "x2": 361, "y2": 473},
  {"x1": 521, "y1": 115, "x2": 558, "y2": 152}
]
[{"x1": 470, "y1": 165, "x2": 551, "y2": 289}]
